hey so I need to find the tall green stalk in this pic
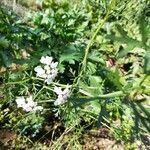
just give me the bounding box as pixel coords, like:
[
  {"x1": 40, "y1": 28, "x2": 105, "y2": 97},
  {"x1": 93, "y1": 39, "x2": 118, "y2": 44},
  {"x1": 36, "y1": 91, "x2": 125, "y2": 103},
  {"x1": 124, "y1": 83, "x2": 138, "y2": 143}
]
[{"x1": 72, "y1": 0, "x2": 117, "y2": 90}]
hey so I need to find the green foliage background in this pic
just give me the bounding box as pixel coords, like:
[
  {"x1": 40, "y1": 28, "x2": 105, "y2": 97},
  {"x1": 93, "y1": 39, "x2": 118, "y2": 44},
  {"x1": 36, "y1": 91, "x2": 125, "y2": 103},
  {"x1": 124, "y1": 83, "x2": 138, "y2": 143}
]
[{"x1": 0, "y1": 0, "x2": 150, "y2": 149}]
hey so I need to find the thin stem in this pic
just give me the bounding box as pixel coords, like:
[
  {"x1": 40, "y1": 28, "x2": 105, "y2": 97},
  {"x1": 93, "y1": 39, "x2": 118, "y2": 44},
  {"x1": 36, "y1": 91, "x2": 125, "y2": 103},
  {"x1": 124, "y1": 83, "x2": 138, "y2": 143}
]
[
  {"x1": 139, "y1": 74, "x2": 149, "y2": 86},
  {"x1": 32, "y1": 77, "x2": 44, "y2": 81},
  {"x1": 43, "y1": 86, "x2": 53, "y2": 91},
  {"x1": 72, "y1": 0, "x2": 117, "y2": 90},
  {"x1": 98, "y1": 91, "x2": 124, "y2": 98},
  {"x1": 5, "y1": 77, "x2": 71, "y2": 88},
  {"x1": 38, "y1": 99, "x2": 54, "y2": 103},
  {"x1": 5, "y1": 77, "x2": 42, "y2": 85},
  {"x1": 34, "y1": 86, "x2": 45, "y2": 99},
  {"x1": 79, "y1": 89, "x2": 124, "y2": 98},
  {"x1": 52, "y1": 82, "x2": 72, "y2": 88},
  {"x1": 79, "y1": 91, "x2": 124, "y2": 99},
  {"x1": 5, "y1": 78, "x2": 31, "y2": 85}
]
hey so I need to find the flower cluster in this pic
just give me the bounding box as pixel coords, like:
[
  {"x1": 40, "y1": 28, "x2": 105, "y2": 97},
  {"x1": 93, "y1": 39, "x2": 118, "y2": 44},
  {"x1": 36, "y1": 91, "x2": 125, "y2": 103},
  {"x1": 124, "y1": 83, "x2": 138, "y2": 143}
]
[
  {"x1": 54, "y1": 86, "x2": 70, "y2": 105},
  {"x1": 34, "y1": 56, "x2": 58, "y2": 84},
  {"x1": 16, "y1": 96, "x2": 43, "y2": 112},
  {"x1": 34, "y1": 55, "x2": 70, "y2": 105}
]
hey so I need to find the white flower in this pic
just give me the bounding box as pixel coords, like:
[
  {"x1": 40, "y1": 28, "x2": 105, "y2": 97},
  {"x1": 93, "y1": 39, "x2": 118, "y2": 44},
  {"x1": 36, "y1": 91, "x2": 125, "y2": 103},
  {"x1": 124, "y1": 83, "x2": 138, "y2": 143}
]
[
  {"x1": 45, "y1": 78, "x2": 52, "y2": 84},
  {"x1": 50, "y1": 62, "x2": 58, "y2": 69},
  {"x1": 26, "y1": 96, "x2": 37, "y2": 108},
  {"x1": 46, "y1": 70, "x2": 51, "y2": 74},
  {"x1": 16, "y1": 96, "x2": 26, "y2": 108},
  {"x1": 54, "y1": 87, "x2": 63, "y2": 95},
  {"x1": 33, "y1": 106, "x2": 43, "y2": 111},
  {"x1": 34, "y1": 56, "x2": 58, "y2": 84},
  {"x1": 51, "y1": 69, "x2": 58, "y2": 75},
  {"x1": 62, "y1": 87, "x2": 70, "y2": 95},
  {"x1": 34, "y1": 66, "x2": 45, "y2": 74},
  {"x1": 40, "y1": 56, "x2": 53, "y2": 65},
  {"x1": 54, "y1": 86, "x2": 70, "y2": 105},
  {"x1": 23, "y1": 105, "x2": 33, "y2": 112},
  {"x1": 15, "y1": 96, "x2": 43, "y2": 112},
  {"x1": 54, "y1": 97, "x2": 65, "y2": 105},
  {"x1": 34, "y1": 66, "x2": 47, "y2": 78},
  {"x1": 44, "y1": 65, "x2": 50, "y2": 71}
]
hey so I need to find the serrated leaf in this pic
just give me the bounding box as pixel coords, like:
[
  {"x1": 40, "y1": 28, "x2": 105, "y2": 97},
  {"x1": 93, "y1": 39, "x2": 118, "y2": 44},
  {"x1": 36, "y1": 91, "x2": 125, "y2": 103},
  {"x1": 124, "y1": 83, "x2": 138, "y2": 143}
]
[
  {"x1": 107, "y1": 69, "x2": 123, "y2": 90},
  {"x1": 58, "y1": 64, "x2": 65, "y2": 73},
  {"x1": 59, "y1": 53, "x2": 81, "y2": 64},
  {"x1": 88, "y1": 51, "x2": 105, "y2": 64},
  {"x1": 87, "y1": 62, "x2": 97, "y2": 74},
  {"x1": 106, "y1": 34, "x2": 143, "y2": 58}
]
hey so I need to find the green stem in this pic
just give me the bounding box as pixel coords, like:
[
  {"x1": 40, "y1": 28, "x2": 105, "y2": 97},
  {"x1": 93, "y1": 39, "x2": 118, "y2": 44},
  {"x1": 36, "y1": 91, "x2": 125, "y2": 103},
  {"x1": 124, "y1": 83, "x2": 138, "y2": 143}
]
[
  {"x1": 97, "y1": 91, "x2": 124, "y2": 98},
  {"x1": 79, "y1": 89, "x2": 124, "y2": 98},
  {"x1": 5, "y1": 78, "x2": 31, "y2": 85},
  {"x1": 34, "y1": 86, "x2": 45, "y2": 99},
  {"x1": 32, "y1": 77, "x2": 44, "y2": 81},
  {"x1": 52, "y1": 82, "x2": 72, "y2": 88},
  {"x1": 38, "y1": 99, "x2": 54, "y2": 103},
  {"x1": 43, "y1": 86, "x2": 53, "y2": 91},
  {"x1": 72, "y1": 0, "x2": 117, "y2": 90},
  {"x1": 139, "y1": 74, "x2": 149, "y2": 86},
  {"x1": 5, "y1": 77, "x2": 71, "y2": 88}
]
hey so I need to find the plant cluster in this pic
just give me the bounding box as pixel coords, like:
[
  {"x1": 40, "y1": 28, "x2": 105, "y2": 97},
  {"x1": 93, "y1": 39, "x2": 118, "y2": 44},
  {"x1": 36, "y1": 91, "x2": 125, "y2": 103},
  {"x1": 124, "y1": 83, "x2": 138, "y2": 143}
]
[{"x1": 0, "y1": 0, "x2": 150, "y2": 149}]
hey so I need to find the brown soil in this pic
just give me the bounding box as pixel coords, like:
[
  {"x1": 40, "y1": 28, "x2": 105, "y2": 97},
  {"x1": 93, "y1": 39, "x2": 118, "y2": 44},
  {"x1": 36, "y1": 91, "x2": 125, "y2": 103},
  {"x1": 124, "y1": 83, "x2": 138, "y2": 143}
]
[
  {"x1": 82, "y1": 128, "x2": 124, "y2": 150},
  {"x1": 0, "y1": 129, "x2": 16, "y2": 149}
]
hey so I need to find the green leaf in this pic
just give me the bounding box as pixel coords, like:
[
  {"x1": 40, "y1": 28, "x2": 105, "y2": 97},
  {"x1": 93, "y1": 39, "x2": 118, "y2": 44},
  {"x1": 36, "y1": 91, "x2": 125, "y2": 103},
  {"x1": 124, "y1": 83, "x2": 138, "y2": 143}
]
[
  {"x1": 106, "y1": 69, "x2": 123, "y2": 90},
  {"x1": 0, "y1": 38, "x2": 9, "y2": 48},
  {"x1": 88, "y1": 51, "x2": 105, "y2": 64},
  {"x1": 106, "y1": 34, "x2": 143, "y2": 58},
  {"x1": 106, "y1": 24, "x2": 149, "y2": 58},
  {"x1": 0, "y1": 50, "x2": 13, "y2": 67},
  {"x1": 144, "y1": 50, "x2": 150, "y2": 74},
  {"x1": 59, "y1": 52, "x2": 81, "y2": 64},
  {"x1": 59, "y1": 45, "x2": 82, "y2": 64}
]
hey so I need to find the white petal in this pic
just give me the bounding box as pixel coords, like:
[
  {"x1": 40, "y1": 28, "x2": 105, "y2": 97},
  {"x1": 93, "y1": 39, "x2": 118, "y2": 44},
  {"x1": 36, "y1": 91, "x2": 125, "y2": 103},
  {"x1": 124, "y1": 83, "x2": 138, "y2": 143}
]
[
  {"x1": 44, "y1": 65, "x2": 50, "y2": 71},
  {"x1": 40, "y1": 56, "x2": 47, "y2": 64},
  {"x1": 33, "y1": 106, "x2": 43, "y2": 111},
  {"x1": 54, "y1": 99, "x2": 63, "y2": 105},
  {"x1": 46, "y1": 69, "x2": 51, "y2": 74},
  {"x1": 54, "y1": 96, "x2": 66, "y2": 106},
  {"x1": 37, "y1": 73, "x2": 47, "y2": 79},
  {"x1": 47, "y1": 74, "x2": 52, "y2": 78},
  {"x1": 62, "y1": 94, "x2": 69, "y2": 100},
  {"x1": 62, "y1": 88, "x2": 69, "y2": 95},
  {"x1": 45, "y1": 78, "x2": 52, "y2": 84},
  {"x1": 51, "y1": 62, "x2": 58, "y2": 69},
  {"x1": 40, "y1": 56, "x2": 53, "y2": 65},
  {"x1": 26, "y1": 95, "x2": 33, "y2": 102},
  {"x1": 26, "y1": 97, "x2": 37, "y2": 107},
  {"x1": 54, "y1": 87, "x2": 63, "y2": 95},
  {"x1": 51, "y1": 74, "x2": 57, "y2": 80},
  {"x1": 51, "y1": 69, "x2": 58, "y2": 74},
  {"x1": 26, "y1": 96, "x2": 37, "y2": 107},
  {"x1": 23, "y1": 105, "x2": 33, "y2": 112},
  {"x1": 51, "y1": 69, "x2": 58, "y2": 79},
  {"x1": 54, "y1": 100, "x2": 60, "y2": 106},
  {"x1": 16, "y1": 96, "x2": 25, "y2": 107},
  {"x1": 34, "y1": 66, "x2": 45, "y2": 74}
]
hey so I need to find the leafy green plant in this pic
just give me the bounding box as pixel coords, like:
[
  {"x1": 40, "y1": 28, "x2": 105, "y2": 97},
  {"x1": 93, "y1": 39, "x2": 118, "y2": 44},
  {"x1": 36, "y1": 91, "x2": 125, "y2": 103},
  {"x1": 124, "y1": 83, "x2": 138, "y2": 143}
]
[{"x1": 0, "y1": 0, "x2": 150, "y2": 149}]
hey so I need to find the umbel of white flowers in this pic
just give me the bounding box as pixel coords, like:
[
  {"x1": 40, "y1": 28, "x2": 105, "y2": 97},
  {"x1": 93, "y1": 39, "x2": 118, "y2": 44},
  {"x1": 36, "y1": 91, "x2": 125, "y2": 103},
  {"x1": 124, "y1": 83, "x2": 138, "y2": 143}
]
[
  {"x1": 16, "y1": 96, "x2": 43, "y2": 112},
  {"x1": 54, "y1": 86, "x2": 70, "y2": 105},
  {"x1": 34, "y1": 56, "x2": 58, "y2": 84}
]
